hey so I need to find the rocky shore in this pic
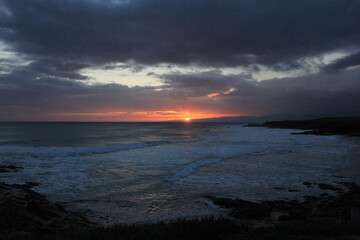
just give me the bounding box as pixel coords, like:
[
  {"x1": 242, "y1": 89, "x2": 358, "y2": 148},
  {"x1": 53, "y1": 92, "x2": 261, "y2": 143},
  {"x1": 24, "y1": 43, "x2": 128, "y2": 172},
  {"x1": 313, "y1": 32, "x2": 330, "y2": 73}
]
[
  {"x1": 0, "y1": 180, "x2": 240, "y2": 239},
  {"x1": 205, "y1": 182, "x2": 360, "y2": 239},
  {"x1": 247, "y1": 116, "x2": 360, "y2": 136},
  {"x1": 1, "y1": 116, "x2": 360, "y2": 239},
  {"x1": 1, "y1": 170, "x2": 359, "y2": 239},
  {"x1": 208, "y1": 182, "x2": 360, "y2": 225},
  {"x1": 0, "y1": 181, "x2": 95, "y2": 238}
]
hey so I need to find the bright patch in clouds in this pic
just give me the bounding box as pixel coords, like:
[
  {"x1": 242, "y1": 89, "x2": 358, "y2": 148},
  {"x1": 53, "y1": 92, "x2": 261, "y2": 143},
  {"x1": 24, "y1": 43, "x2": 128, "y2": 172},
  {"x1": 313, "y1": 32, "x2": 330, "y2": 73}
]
[
  {"x1": 207, "y1": 88, "x2": 236, "y2": 99},
  {"x1": 207, "y1": 92, "x2": 220, "y2": 98},
  {"x1": 1, "y1": 0, "x2": 359, "y2": 121},
  {"x1": 80, "y1": 67, "x2": 164, "y2": 87},
  {"x1": 0, "y1": 41, "x2": 31, "y2": 74},
  {"x1": 322, "y1": 48, "x2": 360, "y2": 65},
  {"x1": 81, "y1": 53, "x2": 359, "y2": 89},
  {"x1": 82, "y1": 64, "x2": 253, "y2": 88}
]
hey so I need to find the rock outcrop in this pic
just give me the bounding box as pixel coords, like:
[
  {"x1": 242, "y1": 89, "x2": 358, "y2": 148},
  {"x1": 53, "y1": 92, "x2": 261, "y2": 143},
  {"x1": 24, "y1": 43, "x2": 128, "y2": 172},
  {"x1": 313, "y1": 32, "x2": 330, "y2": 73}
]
[
  {"x1": 0, "y1": 182, "x2": 95, "y2": 235},
  {"x1": 209, "y1": 182, "x2": 360, "y2": 225},
  {"x1": 246, "y1": 117, "x2": 360, "y2": 136}
]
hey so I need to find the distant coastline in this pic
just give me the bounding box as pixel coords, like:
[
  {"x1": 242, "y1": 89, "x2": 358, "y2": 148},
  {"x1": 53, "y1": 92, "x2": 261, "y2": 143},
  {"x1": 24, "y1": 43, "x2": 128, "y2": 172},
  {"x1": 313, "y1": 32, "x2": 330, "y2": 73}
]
[{"x1": 246, "y1": 116, "x2": 360, "y2": 136}]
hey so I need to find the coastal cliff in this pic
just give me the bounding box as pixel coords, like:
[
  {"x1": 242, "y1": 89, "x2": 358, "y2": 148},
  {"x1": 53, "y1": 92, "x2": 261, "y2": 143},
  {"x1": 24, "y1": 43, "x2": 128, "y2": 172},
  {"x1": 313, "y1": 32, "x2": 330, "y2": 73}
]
[{"x1": 247, "y1": 117, "x2": 360, "y2": 136}]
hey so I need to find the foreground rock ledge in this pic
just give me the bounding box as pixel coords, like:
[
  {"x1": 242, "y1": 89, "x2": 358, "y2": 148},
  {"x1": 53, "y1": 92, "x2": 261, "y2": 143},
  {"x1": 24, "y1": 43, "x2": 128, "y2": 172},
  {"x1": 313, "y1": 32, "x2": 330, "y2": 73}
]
[
  {"x1": 0, "y1": 182, "x2": 95, "y2": 235},
  {"x1": 208, "y1": 182, "x2": 360, "y2": 225}
]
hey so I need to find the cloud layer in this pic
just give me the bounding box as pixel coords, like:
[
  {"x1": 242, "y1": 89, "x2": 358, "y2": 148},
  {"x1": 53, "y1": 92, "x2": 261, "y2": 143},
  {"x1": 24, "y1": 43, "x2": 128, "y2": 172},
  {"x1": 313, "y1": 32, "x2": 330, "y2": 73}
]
[{"x1": 0, "y1": 0, "x2": 359, "y2": 121}]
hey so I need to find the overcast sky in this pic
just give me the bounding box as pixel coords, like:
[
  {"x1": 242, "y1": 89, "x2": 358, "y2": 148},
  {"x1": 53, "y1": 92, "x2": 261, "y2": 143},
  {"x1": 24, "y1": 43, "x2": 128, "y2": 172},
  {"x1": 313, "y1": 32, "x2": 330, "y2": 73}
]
[{"x1": 0, "y1": 0, "x2": 359, "y2": 121}]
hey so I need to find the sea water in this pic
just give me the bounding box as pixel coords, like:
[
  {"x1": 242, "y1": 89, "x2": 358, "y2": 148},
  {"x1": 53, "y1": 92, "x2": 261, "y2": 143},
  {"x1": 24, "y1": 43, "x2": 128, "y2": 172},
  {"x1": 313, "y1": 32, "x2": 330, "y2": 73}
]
[{"x1": 0, "y1": 122, "x2": 357, "y2": 224}]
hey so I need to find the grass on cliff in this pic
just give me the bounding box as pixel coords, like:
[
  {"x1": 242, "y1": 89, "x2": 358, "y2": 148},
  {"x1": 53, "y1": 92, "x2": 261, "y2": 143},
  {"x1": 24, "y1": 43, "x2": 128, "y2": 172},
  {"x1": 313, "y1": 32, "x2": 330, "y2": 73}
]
[
  {"x1": 242, "y1": 220, "x2": 360, "y2": 240},
  {"x1": 3, "y1": 217, "x2": 241, "y2": 240},
  {"x1": 3, "y1": 217, "x2": 360, "y2": 240}
]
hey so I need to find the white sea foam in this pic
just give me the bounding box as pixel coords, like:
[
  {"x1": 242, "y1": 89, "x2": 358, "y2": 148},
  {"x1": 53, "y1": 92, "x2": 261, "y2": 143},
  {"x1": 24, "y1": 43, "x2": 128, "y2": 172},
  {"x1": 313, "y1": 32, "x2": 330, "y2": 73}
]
[
  {"x1": 0, "y1": 124, "x2": 357, "y2": 224},
  {"x1": 169, "y1": 143, "x2": 268, "y2": 182},
  {"x1": 0, "y1": 141, "x2": 165, "y2": 158}
]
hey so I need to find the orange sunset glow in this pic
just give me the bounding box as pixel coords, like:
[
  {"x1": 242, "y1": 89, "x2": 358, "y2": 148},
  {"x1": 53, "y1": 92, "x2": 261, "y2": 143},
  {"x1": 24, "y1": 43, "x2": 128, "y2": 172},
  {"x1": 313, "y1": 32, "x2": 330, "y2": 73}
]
[
  {"x1": 2, "y1": 1, "x2": 360, "y2": 237},
  {"x1": 51, "y1": 110, "x2": 239, "y2": 122}
]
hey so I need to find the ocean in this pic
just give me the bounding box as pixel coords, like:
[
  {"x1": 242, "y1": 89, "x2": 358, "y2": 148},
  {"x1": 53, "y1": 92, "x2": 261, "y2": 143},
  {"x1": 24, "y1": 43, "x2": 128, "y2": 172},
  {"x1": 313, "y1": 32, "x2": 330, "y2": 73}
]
[{"x1": 0, "y1": 122, "x2": 358, "y2": 224}]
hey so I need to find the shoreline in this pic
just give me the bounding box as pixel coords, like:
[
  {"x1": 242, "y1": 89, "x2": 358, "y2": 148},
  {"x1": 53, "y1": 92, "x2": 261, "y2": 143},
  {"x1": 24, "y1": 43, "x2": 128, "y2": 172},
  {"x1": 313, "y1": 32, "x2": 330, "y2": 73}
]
[
  {"x1": 1, "y1": 179, "x2": 360, "y2": 239},
  {"x1": 1, "y1": 117, "x2": 360, "y2": 239}
]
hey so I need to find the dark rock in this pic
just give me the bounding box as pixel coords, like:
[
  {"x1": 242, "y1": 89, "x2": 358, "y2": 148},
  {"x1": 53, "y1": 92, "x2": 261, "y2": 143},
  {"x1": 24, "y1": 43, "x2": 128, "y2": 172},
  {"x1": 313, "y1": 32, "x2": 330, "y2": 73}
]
[
  {"x1": 0, "y1": 182, "x2": 95, "y2": 235},
  {"x1": 338, "y1": 182, "x2": 358, "y2": 190},
  {"x1": 249, "y1": 117, "x2": 360, "y2": 137},
  {"x1": 304, "y1": 195, "x2": 318, "y2": 201},
  {"x1": 318, "y1": 183, "x2": 341, "y2": 191},
  {"x1": 317, "y1": 208, "x2": 339, "y2": 218},
  {"x1": 303, "y1": 181, "x2": 312, "y2": 186},
  {"x1": 288, "y1": 189, "x2": 301, "y2": 192},
  {"x1": 0, "y1": 165, "x2": 23, "y2": 173},
  {"x1": 320, "y1": 193, "x2": 329, "y2": 197},
  {"x1": 288, "y1": 210, "x2": 307, "y2": 220},
  {"x1": 25, "y1": 182, "x2": 40, "y2": 187},
  {"x1": 229, "y1": 206, "x2": 270, "y2": 220},
  {"x1": 243, "y1": 124, "x2": 263, "y2": 127},
  {"x1": 208, "y1": 197, "x2": 270, "y2": 219},
  {"x1": 209, "y1": 182, "x2": 360, "y2": 228},
  {"x1": 278, "y1": 215, "x2": 292, "y2": 221}
]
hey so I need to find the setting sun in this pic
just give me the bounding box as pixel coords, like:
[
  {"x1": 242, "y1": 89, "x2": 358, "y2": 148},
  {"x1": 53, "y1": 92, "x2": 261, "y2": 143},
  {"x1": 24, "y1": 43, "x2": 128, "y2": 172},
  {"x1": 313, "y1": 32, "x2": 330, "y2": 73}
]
[{"x1": 185, "y1": 118, "x2": 190, "y2": 121}]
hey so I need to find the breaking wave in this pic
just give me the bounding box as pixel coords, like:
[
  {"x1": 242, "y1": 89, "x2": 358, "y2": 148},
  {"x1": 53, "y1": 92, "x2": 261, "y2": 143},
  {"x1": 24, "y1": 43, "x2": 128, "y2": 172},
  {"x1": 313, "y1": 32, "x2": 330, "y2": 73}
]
[{"x1": 0, "y1": 141, "x2": 168, "y2": 159}]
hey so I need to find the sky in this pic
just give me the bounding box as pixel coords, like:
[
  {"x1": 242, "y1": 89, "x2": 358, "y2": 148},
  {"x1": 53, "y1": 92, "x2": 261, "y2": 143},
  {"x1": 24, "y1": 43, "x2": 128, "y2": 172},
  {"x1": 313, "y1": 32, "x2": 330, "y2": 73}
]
[{"x1": 0, "y1": 0, "x2": 359, "y2": 121}]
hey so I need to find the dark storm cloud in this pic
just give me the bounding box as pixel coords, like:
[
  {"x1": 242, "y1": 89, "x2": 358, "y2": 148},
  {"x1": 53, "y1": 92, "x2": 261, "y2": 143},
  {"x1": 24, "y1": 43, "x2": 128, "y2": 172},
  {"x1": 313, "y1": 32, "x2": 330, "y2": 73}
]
[
  {"x1": 1, "y1": 0, "x2": 360, "y2": 120},
  {"x1": 26, "y1": 61, "x2": 90, "y2": 80},
  {"x1": 1, "y1": 0, "x2": 359, "y2": 67},
  {"x1": 159, "y1": 68, "x2": 360, "y2": 117},
  {"x1": 0, "y1": 68, "x2": 158, "y2": 120},
  {"x1": 1, "y1": 65, "x2": 359, "y2": 121},
  {"x1": 161, "y1": 70, "x2": 254, "y2": 97}
]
